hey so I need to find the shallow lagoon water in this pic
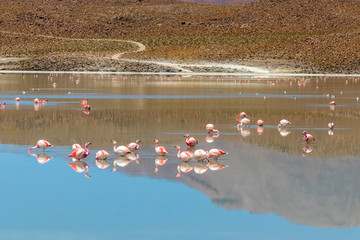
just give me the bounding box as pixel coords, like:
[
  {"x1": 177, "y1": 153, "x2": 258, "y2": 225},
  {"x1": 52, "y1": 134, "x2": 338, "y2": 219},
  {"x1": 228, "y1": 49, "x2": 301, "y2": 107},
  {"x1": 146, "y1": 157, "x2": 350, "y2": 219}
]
[{"x1": 1, "y1": 73, "x2": 360, "y2": 239}]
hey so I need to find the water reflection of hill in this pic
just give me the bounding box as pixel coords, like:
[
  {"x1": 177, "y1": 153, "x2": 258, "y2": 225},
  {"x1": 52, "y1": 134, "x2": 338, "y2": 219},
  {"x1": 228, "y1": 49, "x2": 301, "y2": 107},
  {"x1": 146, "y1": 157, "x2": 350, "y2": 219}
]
[
  {"x1": 114, "y1": 142, "x2": 360, "y2": 228},
  {"x1": 1, "y1": 108, "x2": 360, "y2": 157}
]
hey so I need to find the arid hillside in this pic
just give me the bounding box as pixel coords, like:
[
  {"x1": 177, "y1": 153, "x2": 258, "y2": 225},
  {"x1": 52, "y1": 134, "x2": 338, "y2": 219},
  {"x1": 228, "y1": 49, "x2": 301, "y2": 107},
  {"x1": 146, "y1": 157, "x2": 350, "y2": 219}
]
[{"x1": 0, "y1": 0, "x2": 359, "y2": 73}]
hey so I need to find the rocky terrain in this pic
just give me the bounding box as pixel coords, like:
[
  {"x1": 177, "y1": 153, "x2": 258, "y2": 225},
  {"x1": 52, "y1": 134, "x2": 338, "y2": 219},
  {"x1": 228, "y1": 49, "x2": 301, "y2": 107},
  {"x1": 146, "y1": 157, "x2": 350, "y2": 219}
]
[{"x1": 0, "y1": 0, "x2": 359, "y2": 73}]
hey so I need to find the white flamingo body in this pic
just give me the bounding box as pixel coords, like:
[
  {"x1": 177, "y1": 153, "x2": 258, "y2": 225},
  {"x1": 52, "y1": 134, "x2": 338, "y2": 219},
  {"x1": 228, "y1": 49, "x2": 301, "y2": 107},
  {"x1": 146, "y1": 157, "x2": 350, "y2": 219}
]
[
  {"x1": 95, "y1": 150, "x2": 110, "y2": 160},
  {"x1": 328, "y1": 122, "x2": 334, "y2": 129},
  {"x1": 28, "y1": 139, "x2": 53, "y2": 152},
  {"x1": 236, "y1": 112, "x2": 248, "y2": 118},
  {"x1": 257, "y1": 119, "x2": 264, "y2": 126},
  {"x1": 175, "y1": 145, "x2": 193, "y2": 162},
  {"x1": 279, "y1": 119, "x2": 291, "y2": 127},
  {"x1": 72, "y1": 143, "x2": 82, "y2": 150},
  {"x1": 111, "y1": 140, "x2": 132, "y2": 155},
  {"x1": 154, "y1": 139, "x2": 168, "y2": 156},
  {"x1": 194, "y1": 149, "x2": 208, "y2": 161},
  {"x1": 239, "y1": 117, "x2": 252, "y2": 126},
  {"x1": 208, "y1": 149, "x2": 228, "y2": 159}
]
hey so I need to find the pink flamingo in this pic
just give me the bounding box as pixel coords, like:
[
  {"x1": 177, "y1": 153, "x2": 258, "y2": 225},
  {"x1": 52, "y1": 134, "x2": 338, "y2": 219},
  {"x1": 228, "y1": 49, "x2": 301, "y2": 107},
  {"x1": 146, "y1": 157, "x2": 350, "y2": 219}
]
[
  {"x1": 184, "y1": 134, "x2": 198, "y2": 147},
  {"x1": 80, "y1": 98, "x2": 88, "y2": 105},
  {"x1": 154, "y1": 139, "x2": 168, "y2": 156},
  {"x1": 176, "y1": 162, "x2": 193, "y2": 177},
  {"x1": 302, "y1": 131, "x2": 316, "y2": 143},
  {"x1": 72, "y1": 143, "x2": 82, "y2": 150},
  {"x1": 175, "y1": 145, "x2": 193, "y2": 162},
  {"x1": 329, "y1": 101, "x2": 336, "y2": 105},
  {"x1": 0, "y1": 102, "x2": 6, "y2": 108},
  {"x1": 126, "y1": 139, "x2": 141, "y2": 151},
  {"x1": 95, "y1": 150, "x2": 110, "y2": 160},
  {"x1": 205, "y1": 124, "x2": 220, "y2": 134},
  {"x1": 278, "y1": 119, "x2": 291, "y2": 128},
  {"x1": 111, "y1": 140, "x2": 132, "y2": 155},
  {"x1": 257, "y1": 119, "x2": 264, "y2": 126},
  {"x1": 66, "y1": 161, "x2": 90, "y2": 178},
  {"x1": 194, "y1": 149, "x2": 208, "y2": 161},
  {"x1": 28, "y1": 140, "x2": 53, "y2": 152},
  {"x1": 154, "y1": 156, "x2": 168, "y2": 173},
  {"x1": 66, "y1": 142, "x2": 91, "y2": 160},
  {"x1": 328, "y1": 122, "x2": 334, "y2": 129},
  {"x1": 207, "y1": 149, "x2": 228, "y2": 159},
  {"x1": 15, "y1": 97, "x2": 20, "y2": 102},
  {"x1": 83, "y1": 104, "x2": 91, "y2": 110},
  {"x1": 236, "y1": 112, "x2": 248, "y2": 118},
  {"x1": 238, "y1": 117, "x2": 252, "y2": 126}
]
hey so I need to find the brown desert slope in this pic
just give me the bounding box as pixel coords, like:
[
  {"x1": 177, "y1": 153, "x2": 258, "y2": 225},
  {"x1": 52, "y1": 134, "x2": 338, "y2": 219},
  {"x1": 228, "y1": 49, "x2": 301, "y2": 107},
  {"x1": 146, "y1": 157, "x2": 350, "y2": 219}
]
[{"x1": 0, "y1": 0, "x2": 359, "y2": 73}]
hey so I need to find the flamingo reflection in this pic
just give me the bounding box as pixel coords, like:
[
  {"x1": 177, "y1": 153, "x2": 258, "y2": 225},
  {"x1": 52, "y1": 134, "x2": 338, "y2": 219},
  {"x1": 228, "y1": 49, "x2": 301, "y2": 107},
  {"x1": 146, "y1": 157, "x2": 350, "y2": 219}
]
[
  {"x1": 112, "y1": 155, "x2": 140, "y2": 172},
  {"x1": 302, "y1": 145, "x2": 314, "y2": 156},
  {"x1": 278, "y1": 127, "x2": 291, "y2": 137},
  {"x1": 205, "y1": 132, "x2": 219, "y2": 143},
  {"x1": 207, "y1": 160, "x2": 228, "y2": 171},
  {"x1": 29, "y1": 152, "x2": 53, "y2": 164},
  {"x1": 176, "y1": 162, "x2": 193, "y2": 177},
  {"x1": 194, "y1": 162, "x2": 208, "y2": 174},
  {"x1": 66, "y1": 161, "x2": 91, "y2": 178},
  {"x1": 95, "y1": 159, "x2": 110, "y2": 169},
  {"x1": 154, "y1": 156, "x2": 168, "y2": 173}
]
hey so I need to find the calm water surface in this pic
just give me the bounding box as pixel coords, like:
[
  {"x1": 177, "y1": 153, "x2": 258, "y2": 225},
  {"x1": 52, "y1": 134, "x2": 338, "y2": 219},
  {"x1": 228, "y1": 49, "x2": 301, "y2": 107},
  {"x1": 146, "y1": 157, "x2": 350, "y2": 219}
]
[{"x1": 0, "y1": 73, "x2": 360, "y2": 239}]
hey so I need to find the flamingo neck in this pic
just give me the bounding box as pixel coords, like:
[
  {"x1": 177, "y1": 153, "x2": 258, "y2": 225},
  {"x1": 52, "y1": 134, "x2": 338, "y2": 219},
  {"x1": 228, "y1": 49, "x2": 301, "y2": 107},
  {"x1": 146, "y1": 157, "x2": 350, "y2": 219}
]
[
  {"x1": 176, "y1": 165, "x2": 181, "y2": 177},
  {"x1": 85, "y1": 165, "x2": 90, "y2": 178},
  {"x1": 155, "y1": 141, "x2": 159, "y2": 148},
  {"x1": 113, "y1": 141, "x2": 117, "y2": 152},
  {"x1": 28, "y1": 145, "x2": 38, "y2": 152},
  {"x1": 177, "y1": 147, "x2": 181, "y2": 158}
]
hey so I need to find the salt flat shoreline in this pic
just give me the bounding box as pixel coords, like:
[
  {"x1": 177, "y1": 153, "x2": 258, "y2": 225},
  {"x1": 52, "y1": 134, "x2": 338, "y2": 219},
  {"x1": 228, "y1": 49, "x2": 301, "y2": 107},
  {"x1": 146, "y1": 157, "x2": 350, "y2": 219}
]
[{"x1": 1, "y1": 70, "x2": 360, "y2": 78}]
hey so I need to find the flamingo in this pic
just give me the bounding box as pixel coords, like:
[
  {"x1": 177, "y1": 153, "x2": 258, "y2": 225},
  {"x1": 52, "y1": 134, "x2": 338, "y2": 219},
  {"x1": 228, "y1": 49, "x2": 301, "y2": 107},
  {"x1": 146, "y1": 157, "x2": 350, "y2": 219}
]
[
  {"x1": 33, "y1": 98, "x2": 39, "y2": 104},
  {"x1": 154, "y1": 139, "x2": 168, "y2": 156},
  {"x1": 72, "y1": 143, "x2": 82, "y2": 150},
  {"x1": 328, "y1": 122, "x2": 334, "y2": 129},
  {"x1": 238, "y1": 117, "x2": 252, "y2": 126},
  {"x1": 28, "y1": 140, "x2": 53, "y2": 152},
  {"x1": 205, "y1": 124, "x2": 220, "y2": 134},
  {"x1": 15, "y1": 97, "x2": 20, "y2": 102},
  {"x1": 184, "y1": 134, "x2": 198, "y2": 147},
  {"x1": 329, "y1": 101, "x2": 336, "y2": 105},
  {"x1": 194, "y1": 149, "x2": 208, "y2": 161},
  {"x1": 207, "y1": 160, "x2": 228, "y2": 171},
  {"x1": 83, "y1": 104, "x2": 91, "y2": 110},
  {"x1": 154, "y1": 156, "x2": 168, "y2": 173},
  {"x1": 95, "y1": 159, "x2": 110, "y2": 169},
  {"x1": 111, "y1": 140, "x2": 132, "y2": 155},
  {"x1": 39, "y1": 99, "x2": 48, "y2": 104},
  {"x1": 95, "y1": 150, "x2": 110, "y2": 160},
  {"x1": 302, "y1": 131, "x2": 316, "y2": 143},
  {"x1": 236, "y1": 112, "x2": 248, "y2": 118},
  {"x1": 193, "y1": 162, "x2": 208, "y2": 174},
  {"x1": 257, "y1": 119, "x2": 264, "y2": 126},
  {"x1": 278, "y1": 119, "x2": 291, "y2": 128},
  {"x1": 176, "y1": 162, "x2": 193, "y2": 177},
  {"x1": 207, "y1": 149, "x2": 228, "y2": 159},
  {"x1": 0, "y1": 102, "x2": 6, "y2": 108},
  {"x1": 66, "y1": 161, "x2": 90, "y2": 178},
  {"x1": 126, "y1": 139, "x2": 141, "y2": 151},
  {"x1": 29, "y1": 152, "x2": 53, "y2": 164},
  {"x1": 66, "y1": 142, "x2": 91, "y2": 160},
  {"x1": 80, "y1": 98, "x2": 88, "y2": 105},
  {"x1": 175, "y1": 145, "x2": 193, "y2": 162}
]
